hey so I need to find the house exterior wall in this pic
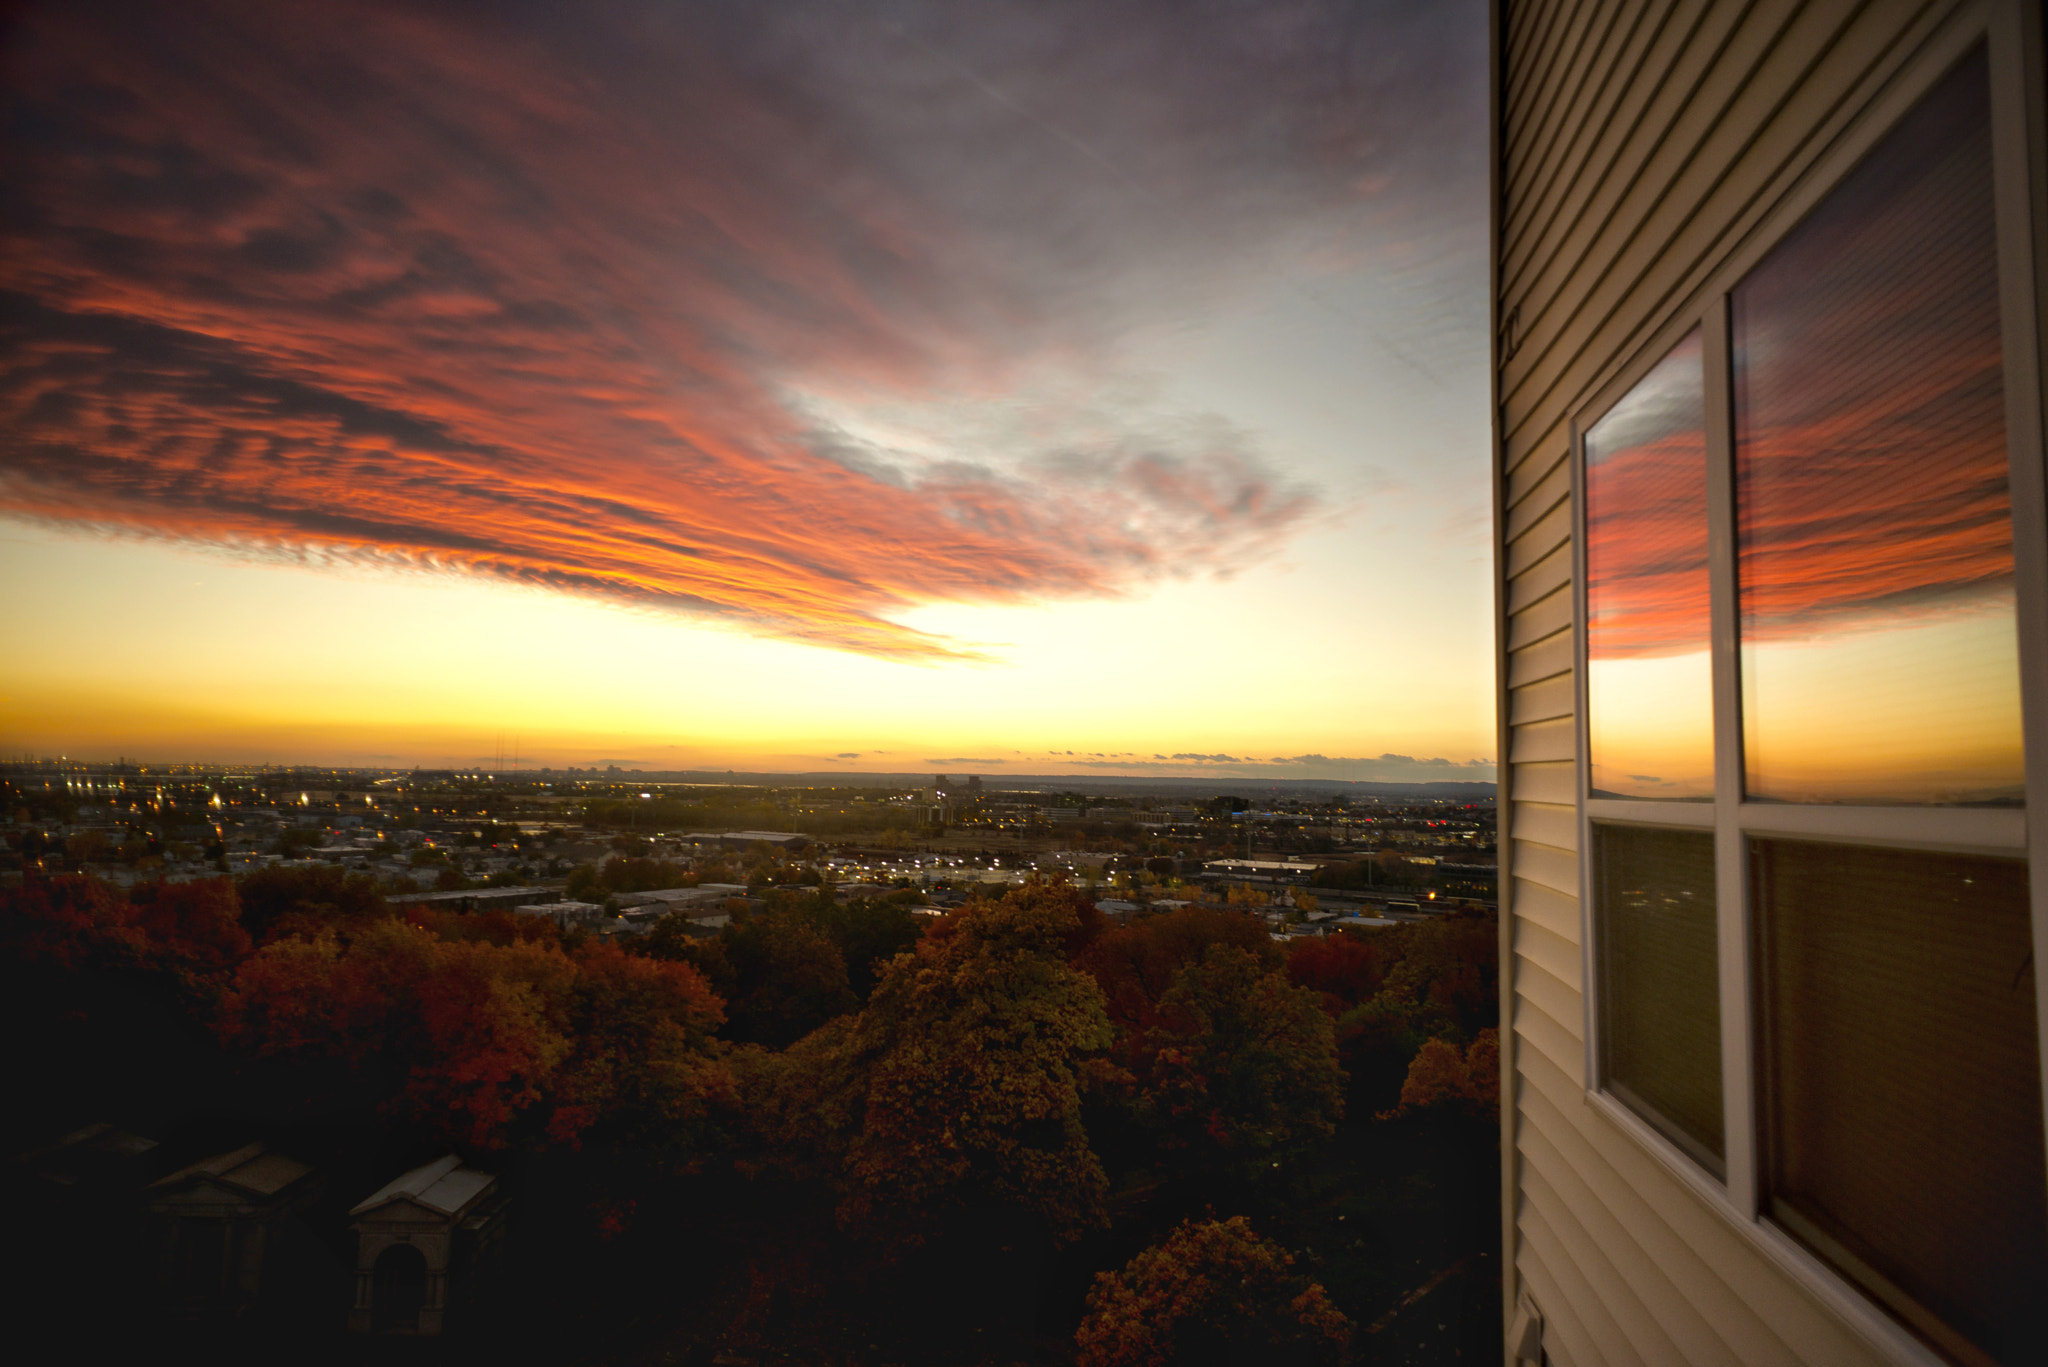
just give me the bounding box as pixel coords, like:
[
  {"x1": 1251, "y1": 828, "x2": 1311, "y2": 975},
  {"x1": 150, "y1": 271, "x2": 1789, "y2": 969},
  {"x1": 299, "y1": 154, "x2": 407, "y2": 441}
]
[{"x1": 1492, "y1": 2, "x2": 2048, "y2": 1364}]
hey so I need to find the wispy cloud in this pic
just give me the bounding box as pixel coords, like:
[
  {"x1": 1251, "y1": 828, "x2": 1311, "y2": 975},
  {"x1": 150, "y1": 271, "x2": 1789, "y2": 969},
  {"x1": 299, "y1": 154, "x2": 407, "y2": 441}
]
[{"x1": 0, "y1": 0, "x2": 1468, "y2": 659}]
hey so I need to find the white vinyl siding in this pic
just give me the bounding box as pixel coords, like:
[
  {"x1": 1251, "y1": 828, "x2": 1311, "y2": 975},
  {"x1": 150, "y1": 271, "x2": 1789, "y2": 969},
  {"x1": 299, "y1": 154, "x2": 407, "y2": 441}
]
[{"x1": 1493, "y1": 1, "x2": 2048, "y2": 1364}]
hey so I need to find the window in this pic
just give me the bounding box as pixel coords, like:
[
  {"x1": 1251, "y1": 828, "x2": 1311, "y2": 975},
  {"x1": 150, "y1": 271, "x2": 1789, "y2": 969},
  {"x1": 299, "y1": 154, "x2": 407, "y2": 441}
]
[
  {"x1": 1592, "y1": 823, "x2": 1720, "y2": 1174},
  {"x1": 1576, "y1": 39, "x2": 2047, "y2": 1367}
]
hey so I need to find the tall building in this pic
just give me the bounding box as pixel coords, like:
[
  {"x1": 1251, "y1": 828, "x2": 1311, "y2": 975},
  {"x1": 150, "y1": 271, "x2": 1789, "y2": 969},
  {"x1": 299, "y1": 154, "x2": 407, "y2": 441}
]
[{"x1": 1491, "y1": 3, "x2": 2048, "y2": 1364}]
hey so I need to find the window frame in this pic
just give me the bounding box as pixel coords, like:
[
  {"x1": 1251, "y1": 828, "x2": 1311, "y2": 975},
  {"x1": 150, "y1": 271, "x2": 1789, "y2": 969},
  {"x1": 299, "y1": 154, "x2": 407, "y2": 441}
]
[{"x1": 1565, "y1": 3, "x2": 2048, "y2": 1363}]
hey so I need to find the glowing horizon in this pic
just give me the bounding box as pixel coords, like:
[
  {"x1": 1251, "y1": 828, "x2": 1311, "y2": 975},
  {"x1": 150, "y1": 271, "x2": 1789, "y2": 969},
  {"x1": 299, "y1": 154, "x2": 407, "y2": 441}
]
[{"x1": 0, "y1": 0, "x2": 1497, "y2": 779}]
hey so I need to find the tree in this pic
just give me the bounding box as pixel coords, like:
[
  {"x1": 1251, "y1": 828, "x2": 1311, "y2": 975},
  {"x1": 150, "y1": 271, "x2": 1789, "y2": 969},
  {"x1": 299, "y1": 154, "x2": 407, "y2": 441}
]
[
  {"x1": 1132, "y1": 945, "x2": 1343, "y2": 1169},
  {"x1": 215, "y1": 917, "x2": 737, "y2": 1152},
  {"x1": 776, "y1": 883, "x2": 1116, "y2": 1244},
  {"x1": 1074, "y1": 1215, "x2": 1351, "y2": 1367},
  {"x1": 236, "y1": 864, "x2": 388, "y2": 943},
  {"x1": 805, "y1": 895, "x2": 922, "y2": 999},
  {"x1": 1382, "y1": 1028, "x2": 1500, "y2": 1121},
  {"x1": 719, "y1": 911, "x2": 857, "y2": 1048},
  {"x1": 1076, "y1": 904, "x2": 1278, "y2": 1039},
  {"x1": 545, "y1": 940, "x2": 729, "y2": 1148},
  {"x1": 1285, "y1": 933, "x2": 1389, "y2": 1013}
]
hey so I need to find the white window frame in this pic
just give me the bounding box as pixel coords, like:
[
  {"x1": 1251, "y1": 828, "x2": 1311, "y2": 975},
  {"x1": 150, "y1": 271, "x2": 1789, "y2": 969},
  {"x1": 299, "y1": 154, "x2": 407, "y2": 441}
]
[{"x1": 1566, "y1": 3, "x2": 2048, "y2": 1363}]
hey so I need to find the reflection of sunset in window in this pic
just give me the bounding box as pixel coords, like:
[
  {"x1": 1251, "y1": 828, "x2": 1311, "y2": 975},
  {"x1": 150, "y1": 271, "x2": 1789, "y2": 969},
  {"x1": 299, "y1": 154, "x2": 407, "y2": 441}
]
[
  {"x1": 1734, "y1": 50, "x2": 2022, "y2": 806},
  {"x1": 1585, "y1": 330, "x2": 1711, "y2": 800}
]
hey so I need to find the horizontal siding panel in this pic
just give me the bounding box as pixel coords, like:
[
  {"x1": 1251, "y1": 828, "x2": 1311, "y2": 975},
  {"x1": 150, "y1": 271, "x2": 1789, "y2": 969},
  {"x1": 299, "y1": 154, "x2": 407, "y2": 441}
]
[
  {"x1": 1512, "y1": 875, "x2": 1582, "y2": 950},
  {"x1": 1510, "y1": 759, "x2": 1577, "y2": 805},
  {"x1": 1515, "y1": 935, "x2": 1585, "y2": 1031},
  {"x1": 1504, "y1": 451, "x2": 1571, "y2": 540},
  {"x1": 1503, "y1": 0, "x2": 1805, "y2": 409},
  {"x1": 1502, "y1": 0, "x2": 1726, "y2": 297},
  {"x1": 1521, "y1": 1161, "x2": 1689, "y2": 1365},
  {"x1": 1505, "y1": 499, "x2": 1573, "y2": 579},
  {"x1": 1505, "y1": 0, "x2": 1690, "y2": 292},
  {"x1": 1505, "y1": 0, "x2": 1591, "y2": 178},
  {"x1": 1508, "y1": 541, "x2": 1573, "y2": 614},
  {"x1": 1512, "y1": 798, "x2": 1578, "y2": 851},
  {"x1": 1513, "y1": 835, "x2": 1580, "y2": 898},
  {"x1": 1515, "y1": 985, "x2": 1586, "y2": 1087},
  {"x1": 1520, "y1": 1114, "x2": 1793, "y2": 1367},
  {"x1": 1523, "y1": 1131, "x2": 1744, "y2": 1367},
  {"x1": 1508, "y1": 629, "x2": 1573, "y2": 688},
  {"x1": 1511, "y1": 670, "x2": 1576, "y2": 725},
  {"x1": 1506, "y1": 436, "x2": 1569, "y2": 508},
  {"x1": 1511, "y1": 716, "x2": 1576, "y2": 763},
  {"x1": 1508, "y1": 582, "x2": 1573, "y2": 649},
  {"x1": 1517, "y1": 1047, "x2": 1886, "y2": 1366},
  {"x1": 1515, "y1": 909, "x2": 1584, "y2": 995},
  {"x1": 1519, "y1": 1199, "x2": 1619, "y2": 1367},
  {"x1": 1507, "y1": 3, "x2": 1934, "y2": 461}
]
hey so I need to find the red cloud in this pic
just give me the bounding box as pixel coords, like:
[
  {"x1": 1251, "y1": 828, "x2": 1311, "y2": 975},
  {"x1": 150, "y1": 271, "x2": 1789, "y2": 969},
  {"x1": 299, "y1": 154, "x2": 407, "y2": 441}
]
[
  {"x1": 1588, "y1": 56, "x2": 2013, "y2": 662},
  {"x1": 0, "y1": 0, "x2": 1342, "y2": 659}
]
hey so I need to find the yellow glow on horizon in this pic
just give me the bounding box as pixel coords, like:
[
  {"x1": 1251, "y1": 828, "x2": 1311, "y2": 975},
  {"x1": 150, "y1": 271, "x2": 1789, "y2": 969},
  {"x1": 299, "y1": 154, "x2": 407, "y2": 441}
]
[
  {"x1": 1588, "y1": 650, "x2": 1714, "y2": 799},
  {"x1": 0, "y1": 520, "x2": 1495, "y2": 774},
  {"x1": 1743, "y1": 608, "x2": 2024, "y2": 804}
]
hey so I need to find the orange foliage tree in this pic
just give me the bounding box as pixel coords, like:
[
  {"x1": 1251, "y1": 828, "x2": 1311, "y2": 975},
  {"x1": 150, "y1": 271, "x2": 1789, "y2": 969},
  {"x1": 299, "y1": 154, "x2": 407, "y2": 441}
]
[
  {"x1": 759, "y1": 882, "x2": 1116, "y2": 1244},
  {"x1": 1381, "y1": 1028, "x2": 1500, "y2": 1121},
  {"x1": 1073, "y1": 1215, "x2": 1352, "y2": 1367},
  {"x1": 1130, "y1": 944, "x2": 1343, "y2": 1168}
]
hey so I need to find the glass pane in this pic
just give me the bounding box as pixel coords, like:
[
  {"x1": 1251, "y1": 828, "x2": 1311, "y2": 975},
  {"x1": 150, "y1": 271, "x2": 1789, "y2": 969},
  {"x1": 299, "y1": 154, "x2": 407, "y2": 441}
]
[
  {"x1": 1733, "y1": 48, "x2": 2023, "y2": 805},
  {"x1": 1755, "y1": 839, "x2": 2046, "y2": 1367},
  {"x1": 1593, "y1": 823, "x2": 1722, "y2": 1174},
  {"x1": 1585, "y1": 331, "x2": 1713, "y2": 800}
]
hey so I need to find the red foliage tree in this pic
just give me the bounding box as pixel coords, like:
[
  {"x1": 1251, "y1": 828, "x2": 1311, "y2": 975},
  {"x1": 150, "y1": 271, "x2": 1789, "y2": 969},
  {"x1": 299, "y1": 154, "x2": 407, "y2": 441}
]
[{"x1": 1130, "y1": 945, "x2": 1343, "y2": 1167}]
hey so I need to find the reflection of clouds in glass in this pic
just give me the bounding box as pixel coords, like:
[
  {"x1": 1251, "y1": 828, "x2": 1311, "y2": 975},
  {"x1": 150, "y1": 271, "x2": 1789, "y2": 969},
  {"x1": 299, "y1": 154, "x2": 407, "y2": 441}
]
[
  {"x1": 1586, "y1": 330, "x2": 1711, "y2": 799},
  {"x1": 1734, "y1": 49, "x2": 2021, "y2": 804},
  {"x1": 1736, "y1": 48, "x2": 2009, "y2": 644},
  {"x1": 1585, "y1": 331, "x2": 1707, "y2": 661}
]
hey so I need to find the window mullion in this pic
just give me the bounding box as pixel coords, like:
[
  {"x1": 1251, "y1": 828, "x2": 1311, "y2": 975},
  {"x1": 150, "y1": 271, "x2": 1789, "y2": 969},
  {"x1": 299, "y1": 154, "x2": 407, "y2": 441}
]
[
  {"x1": 1703, "y1": 293, "x2": 1756, "y2": 1216},
  {"x1": 1987, "y1": 0, "x2": 2048, "y2": 1212}
]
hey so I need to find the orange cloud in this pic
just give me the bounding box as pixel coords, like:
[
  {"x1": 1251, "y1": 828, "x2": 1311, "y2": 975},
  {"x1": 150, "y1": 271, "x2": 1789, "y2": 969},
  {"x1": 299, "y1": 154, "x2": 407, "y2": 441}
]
[{"x1": 0, "y1": 0, "x2": 1408, "y2": 659}]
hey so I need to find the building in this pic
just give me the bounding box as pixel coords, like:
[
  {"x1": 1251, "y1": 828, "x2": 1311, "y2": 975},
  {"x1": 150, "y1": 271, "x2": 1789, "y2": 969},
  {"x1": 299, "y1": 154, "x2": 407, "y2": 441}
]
[
  {"x1": 1201, "y1": 858, "x2": 1321, "y2": 883},
  {"x1": 1492, "y1": 4, "x2": 2047, "y2": 1365},
  {"x1": 144, "y1": 1142, "x2": 320, "y2": 1319},
  {"x1": 386, "y1": 886, "x2": 558, "y2": 913},
  {"x1": 519, "y1": 900, "x2": 605, "y2": 930},
  {"x1": 346, "y1": 1155, "x2": 508, "y2": 1335},
  {"x1": 715, "y1": 830, "x2": 810, "y2": 850}
]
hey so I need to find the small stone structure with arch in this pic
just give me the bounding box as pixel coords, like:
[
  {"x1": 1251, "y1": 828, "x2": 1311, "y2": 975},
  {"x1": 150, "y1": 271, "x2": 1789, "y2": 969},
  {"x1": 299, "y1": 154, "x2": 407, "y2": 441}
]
[{"x1": 346, "y1": 1154, "x2": 508, "y2": 1335}]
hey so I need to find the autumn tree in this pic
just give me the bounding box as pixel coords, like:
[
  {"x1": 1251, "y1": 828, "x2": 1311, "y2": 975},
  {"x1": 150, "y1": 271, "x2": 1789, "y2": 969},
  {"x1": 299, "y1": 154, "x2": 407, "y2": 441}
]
[
  {"x1": 216, "y1": 919, "x2": 728, "y2": 1150},
  {"x1": 235, "y1": 863, "x2": 388, "y2": 943},
  {"x1": 545, "y1": 940, "x2": 728, "y2": 1148},
  {"x1": 1382, "y1": 1028, "x2": 1500, "y2": 1121},
  {"x1": 719, "y1": 911, "x2": 857, "y2": 1048},
  {"x1": 1131, "y1": 944, "x2": 1342, "y2": 1170},
  {"x1": 1285, "y1": 933, "x2": 1390, "y2": 1013},
  {"x1": 1074, "y1": 1215, "x2": 1351, "y2": 1367},
  {"x1": 1076, "y1": 903, "x2": 1278, "y2": 1040},
  {"x1": 766, "y1": 882, "x2": 1116, "y2": 1245},
  {"x1": 804, "y1": 895, "x2": 922, "y2": 999}
]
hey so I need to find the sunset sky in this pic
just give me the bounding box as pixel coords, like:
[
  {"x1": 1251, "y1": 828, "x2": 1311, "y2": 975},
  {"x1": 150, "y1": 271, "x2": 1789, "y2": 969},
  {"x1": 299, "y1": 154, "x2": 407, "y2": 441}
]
[{"x1": 0, "y1": 0, "x2": 1495, "y2": 779}]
